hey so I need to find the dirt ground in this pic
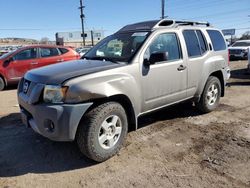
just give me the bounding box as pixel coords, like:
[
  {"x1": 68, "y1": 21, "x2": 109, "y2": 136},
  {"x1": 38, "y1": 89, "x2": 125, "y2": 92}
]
[{"x1": 0, "y1": 60, "x2": 250, "y2": 188}]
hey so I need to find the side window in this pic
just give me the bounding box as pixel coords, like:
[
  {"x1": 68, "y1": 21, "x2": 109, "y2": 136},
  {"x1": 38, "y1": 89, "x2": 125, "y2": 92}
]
[
  {"x1": 40, "y1": 48, "x2": 59, "y2": 58},
  {"x1": 183, "y1": 30, "x2": 201, "y2": 57},
  {"x1": 196, "y1": 30, "x2": 208, "y2": 54},
  {"x1": 207, "y1": 30, "x2": 226, "y2": 51},
  {"x1": 58, "y1": 48, "x2": 69, "y2": 54},
  {"x1": 13, "y1": 48, "x2": 37, "y2": 61},
  {"x1": 144, "y1": 33, "x2": 181, "y2": 62}
]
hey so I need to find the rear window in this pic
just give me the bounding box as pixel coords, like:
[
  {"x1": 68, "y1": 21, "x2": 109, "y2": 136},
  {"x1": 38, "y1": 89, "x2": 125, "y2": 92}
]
[
  {"x1": 58, "y1": 48, "x2": 69, "y2": 54},
  {"x1": 183, "y1": 30, "x2": 201, "y2": 57},
  {"x1": 207, "y1": 30, "x2": 226, "y2": 51},
  {"x1": 232, "y1": 42, "x2": 250, "y2": 47}
]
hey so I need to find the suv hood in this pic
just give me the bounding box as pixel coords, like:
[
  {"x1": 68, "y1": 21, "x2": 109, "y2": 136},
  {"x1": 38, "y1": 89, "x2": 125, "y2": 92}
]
[{"x1": 25, "y1": 60, "x2": 124, "y2": 84}]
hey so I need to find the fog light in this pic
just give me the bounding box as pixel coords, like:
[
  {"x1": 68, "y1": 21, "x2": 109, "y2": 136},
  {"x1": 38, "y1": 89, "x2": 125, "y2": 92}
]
[{"x1": 44, "y1": 119, "x2": 55, "y2": 132}]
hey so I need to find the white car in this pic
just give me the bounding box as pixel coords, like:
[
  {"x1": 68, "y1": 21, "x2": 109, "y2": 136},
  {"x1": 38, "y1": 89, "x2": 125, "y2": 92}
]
[
  {"x1": 76, "y1": 47, "x2": 92, "y2": 57},
  {"x1": 228, "y1": 40, "x2": 250, "y2": 60}
]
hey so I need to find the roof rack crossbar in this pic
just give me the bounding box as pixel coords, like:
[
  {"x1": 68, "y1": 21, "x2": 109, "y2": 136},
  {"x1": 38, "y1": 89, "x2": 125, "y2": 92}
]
[{"x1": 153, "y1": 19, "x2": 210, "y2": 29}]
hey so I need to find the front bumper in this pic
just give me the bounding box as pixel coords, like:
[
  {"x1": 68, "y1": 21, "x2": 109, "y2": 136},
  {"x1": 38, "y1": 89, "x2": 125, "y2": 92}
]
[
  {"x1": 224, "y1": 67, "x2": 231, "y2": 81},
  {"x1": 18, "y1": 81, "x2": 92, "y2": 141}
]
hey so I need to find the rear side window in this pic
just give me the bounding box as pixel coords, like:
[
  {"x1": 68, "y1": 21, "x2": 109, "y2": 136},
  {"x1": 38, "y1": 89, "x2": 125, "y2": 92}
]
[
  {"x1": 58, "y1": 48, "x2": 69, "y2": 54},
  {"x1": 207, "y1": 30, "x2": 226, "y2": 51},
  {"x1": 183, "y1": 30, "x2": 201, "y2": 57},
  {"x1": 40, "y1": 48, "x2": 59, "y2": 57}
]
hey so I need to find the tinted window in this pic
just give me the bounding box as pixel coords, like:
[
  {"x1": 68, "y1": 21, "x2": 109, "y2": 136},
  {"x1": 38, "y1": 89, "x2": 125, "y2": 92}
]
[
  {"x1": 232, "y1": 41, "x2": 250, "y2": 47},
  {"x1": 145, "y1": 33, "x2": 181, "y2": 62},
  {"x1": 58, "y1": 48, "x2": 69, "y2": 54},
  {"x1": 183, "y1": 30, "x2": 201, "y2": 57},
  {"x1": 14, "y1": 48, "x2": 37, "y2": 60},
  {"x1": 196, "y1": 30, "x2": 208, "y2": 54},
  {"x1": 207, "y1": 30, "x2": 226, "y2": 51},
  {"x1": 40, "y1": 48, "x2": 59, "y2": 57}
]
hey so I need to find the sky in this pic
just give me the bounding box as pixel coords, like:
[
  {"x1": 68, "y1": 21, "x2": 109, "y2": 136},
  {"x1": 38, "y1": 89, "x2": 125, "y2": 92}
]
[{"x1": 0, "y1": 0, "x2": 249, "y2": 41}]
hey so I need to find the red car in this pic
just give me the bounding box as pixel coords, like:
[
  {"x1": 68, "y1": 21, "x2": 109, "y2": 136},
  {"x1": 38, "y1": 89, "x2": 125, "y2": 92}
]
[{"x1": 0, "y1": 45, "x2": 80, "y2": 90}]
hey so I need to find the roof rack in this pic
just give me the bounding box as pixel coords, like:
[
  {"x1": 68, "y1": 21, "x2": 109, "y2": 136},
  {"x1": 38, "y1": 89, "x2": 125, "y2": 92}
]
[
  {"x1": 153, "y1": 19, "x2": 210, "y2": 29},
  {"x1": 117, "y1": 19, "x2": 211, "y2": 33}
]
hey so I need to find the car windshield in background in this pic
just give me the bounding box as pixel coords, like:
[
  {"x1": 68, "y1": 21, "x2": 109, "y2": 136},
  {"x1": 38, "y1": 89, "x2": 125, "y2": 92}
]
[
  {"x1": 0, "y1": 50, "x2": 16, "y2": 59},
  {"x1": 83, "y1": 32, "x2": 150, "y2": 63},
  {"x1": 232, "y1": 42, "x2": 250, "y2": 47}
]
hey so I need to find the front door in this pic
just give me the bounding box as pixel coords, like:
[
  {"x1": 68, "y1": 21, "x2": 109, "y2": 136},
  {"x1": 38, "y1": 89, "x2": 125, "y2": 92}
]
[
  {"x1": 141, "y1": 32, "x2": 187, "y2": 112},
  {"x1": 6, "y1": 48, "x2": 38, "y2": 81}
]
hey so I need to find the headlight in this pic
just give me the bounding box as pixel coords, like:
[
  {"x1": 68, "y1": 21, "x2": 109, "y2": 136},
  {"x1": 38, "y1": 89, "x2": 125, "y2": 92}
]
[{"x1": 43, "y1": 85, "x2": 68, "y2": 104}]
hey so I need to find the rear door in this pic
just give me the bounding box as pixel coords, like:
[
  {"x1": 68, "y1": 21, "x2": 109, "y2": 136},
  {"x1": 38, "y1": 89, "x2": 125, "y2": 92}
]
[
  {"x1": 35, "y1": 47, "x2": 62, "y2": 68},
  {"x1": 182, "y1": 29, "x2": 209, "y2": 97},
  {"x1": 6, "y1": 48, "x2": 38, "y2": 81}
]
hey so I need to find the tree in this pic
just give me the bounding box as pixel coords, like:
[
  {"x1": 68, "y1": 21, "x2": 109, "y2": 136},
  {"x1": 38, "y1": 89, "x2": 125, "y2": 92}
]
[
  {"x1": 40, "y1": 37, "x2": 50, "y2": 44},
  {"x1": 240, "y1": 31, "x2": 250, "y2": 40}
]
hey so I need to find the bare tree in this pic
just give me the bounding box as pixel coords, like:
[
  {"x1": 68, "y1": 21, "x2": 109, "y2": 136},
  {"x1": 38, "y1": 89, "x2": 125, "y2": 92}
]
[
  {"x1": 240, "y1": 31, "x2": 250, "y2": 40},
  {"x1": 40, "y1": 37, "x2": 50, "y2": 44}
]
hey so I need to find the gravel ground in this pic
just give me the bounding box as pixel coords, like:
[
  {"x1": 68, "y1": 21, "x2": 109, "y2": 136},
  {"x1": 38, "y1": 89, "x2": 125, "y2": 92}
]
[{"x1": 0, "y1": 60, "x2": 250, "y2": 188}]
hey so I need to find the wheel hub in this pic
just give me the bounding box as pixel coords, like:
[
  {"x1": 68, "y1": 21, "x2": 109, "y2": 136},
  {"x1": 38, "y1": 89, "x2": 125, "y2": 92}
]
[{"x1": 98, "y1": 115, "x2": 122, "y2": 150}]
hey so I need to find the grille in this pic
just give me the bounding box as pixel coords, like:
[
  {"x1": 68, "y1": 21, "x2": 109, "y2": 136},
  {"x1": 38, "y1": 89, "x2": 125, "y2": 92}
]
[
  {"x1": 22, "y1": 79, "x2": 36, "y2": 97},
  {"x1": 229, "y1": 49, "x2": 242, "y2": 55}
]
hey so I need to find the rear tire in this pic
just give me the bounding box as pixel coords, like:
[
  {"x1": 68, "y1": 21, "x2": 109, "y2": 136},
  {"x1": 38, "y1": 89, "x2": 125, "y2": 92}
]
[
  {"x1": 0, "y1": 77, "x2": 5, "y2": 91},
  {"x1": 76, "y1": 102, "x2": 128, "y2": 162},
  {"x1": 197, "y1": 76, "x2": 221, "y2": 113}
]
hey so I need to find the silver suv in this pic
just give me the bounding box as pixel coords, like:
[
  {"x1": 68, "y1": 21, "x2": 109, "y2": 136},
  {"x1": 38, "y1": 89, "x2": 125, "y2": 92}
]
[{"x1": 18, "y1": 19, "x2": 230, "y2": 162}]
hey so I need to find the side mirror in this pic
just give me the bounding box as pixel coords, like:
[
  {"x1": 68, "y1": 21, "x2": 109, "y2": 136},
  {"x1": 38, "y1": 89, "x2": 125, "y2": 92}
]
[
  {"x1": 149, "y1": 52, "x2": 168, "y2": 64},
  {"x1": 3, "y1": 57, "x2": 13, "y2": 67}
]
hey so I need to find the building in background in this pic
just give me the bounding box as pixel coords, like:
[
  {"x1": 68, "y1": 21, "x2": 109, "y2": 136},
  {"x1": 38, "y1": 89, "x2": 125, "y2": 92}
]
[{"x1": 56, "y1": 30, "x2": 105, "y2": 47}]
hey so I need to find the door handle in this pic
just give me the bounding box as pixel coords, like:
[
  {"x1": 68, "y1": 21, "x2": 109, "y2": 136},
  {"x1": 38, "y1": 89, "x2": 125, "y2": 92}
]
[
  {"x1": 57, "y1": 59, "x2": 64, "y2": 62},
  {"x1": 177, "y1": 65, "x2": 187, "y2": 71},
  {"x1": 30, "y1": 62, "x2": 38, "y2": 65}
]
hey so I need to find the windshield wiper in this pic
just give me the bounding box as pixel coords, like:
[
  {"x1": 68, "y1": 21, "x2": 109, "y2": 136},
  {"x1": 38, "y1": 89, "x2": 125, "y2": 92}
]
[{"x1": 83, "y1": 56, "x2": 120, "y2": 64}]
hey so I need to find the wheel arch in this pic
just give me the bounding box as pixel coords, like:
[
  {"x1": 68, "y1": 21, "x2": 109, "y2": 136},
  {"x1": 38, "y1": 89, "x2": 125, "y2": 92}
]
[
  {"x1": 209, "y1": 70, "x2": 224, "y2": 97},
  {"x1": 87, "y1": 94, "x2": 137, "y2": 132},
  {"x1": 0, "y1": 73, "x2": 7, "y2": 87}
]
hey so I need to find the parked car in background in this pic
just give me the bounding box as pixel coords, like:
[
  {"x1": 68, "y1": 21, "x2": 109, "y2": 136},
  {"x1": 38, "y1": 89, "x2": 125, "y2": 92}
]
[
  {"x1": 76, "y1": 46, "x2": 92, "y2": 57},
  {"x1": 228, "y1": 40, "x2": 250, "y2": 60},
  {"x1": 0, "y1": 45, "x2": 80, "y2": 90},
  {"x1": 0, "y1": 50, "x2": 9, "y2": 57}
]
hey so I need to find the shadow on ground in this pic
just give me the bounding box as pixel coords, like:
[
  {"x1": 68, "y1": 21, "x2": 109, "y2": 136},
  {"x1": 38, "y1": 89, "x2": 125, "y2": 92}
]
[
  {"x1": 227, "y1": 68, "x2": 250, "y2": 86},
  {"x1": 0, "y1": 113, "x2": 97, "y2": 177},
  {"x1": 0, "y1": 101, "x2": 203, "y2": 177},
  {"x1": 4, "y1": 84, "x2": 18, "y2": 91}
]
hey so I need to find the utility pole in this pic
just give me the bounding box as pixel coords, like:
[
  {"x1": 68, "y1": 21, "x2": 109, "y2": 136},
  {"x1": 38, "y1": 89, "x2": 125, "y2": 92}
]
[
  {"x1": 161, "y1": 0, "x2": 165, "y2": 19},
  {"x1": 79, "y1": 0, "x2": 85, "y2": 46}
]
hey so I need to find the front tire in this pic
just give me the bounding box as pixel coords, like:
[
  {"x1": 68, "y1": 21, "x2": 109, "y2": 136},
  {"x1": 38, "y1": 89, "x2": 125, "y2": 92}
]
[
  {"x1": 0, "y1": 77, "x2": 5, "y2": 91},
  {"x1": 76, "y1": 102, "x2": 128, "y2": 162},
  {"x1": 197, "y1": 76, "x2": 221, "y2": 113}
]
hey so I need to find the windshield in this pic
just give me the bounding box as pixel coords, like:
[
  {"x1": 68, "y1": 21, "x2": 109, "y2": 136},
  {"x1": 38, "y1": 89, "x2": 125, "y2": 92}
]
[
  {"x1": 232, "y1": 41, "x2": 250, "y2": 47},
  {"x1": 83, "y1": 32, "x2": 150, "y2": 63}
]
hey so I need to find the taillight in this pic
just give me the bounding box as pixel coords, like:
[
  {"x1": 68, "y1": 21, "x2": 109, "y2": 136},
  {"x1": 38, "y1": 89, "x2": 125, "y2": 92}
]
[{"x1": 228, "y1": 49, "x2": 230, "y2": 66}]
